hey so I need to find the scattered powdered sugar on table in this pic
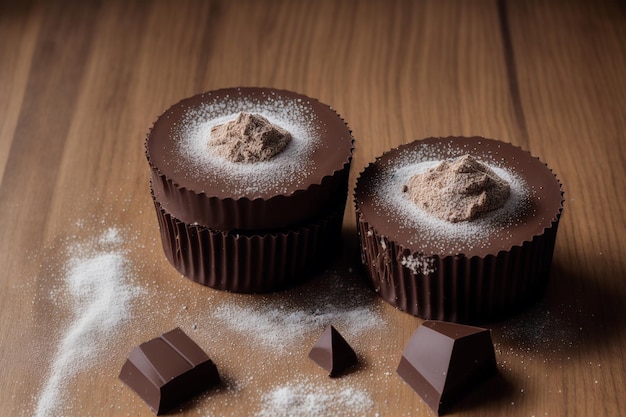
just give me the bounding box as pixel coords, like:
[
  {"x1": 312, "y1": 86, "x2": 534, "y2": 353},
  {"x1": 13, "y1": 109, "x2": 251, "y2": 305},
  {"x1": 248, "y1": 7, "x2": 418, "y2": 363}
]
[
  {"x1": 371, "y1": 150, "x2": 529, "y2": 253},
  {"x1": 214, "y1": 303, "x2": 378, "y2": 353},
  {"x1": 34, "y1": 227, "x2": 143, "y2": 417},
  {"x1": 400, "y1": 253, "x2": 436, "y2": 275},
  {"x1": 211, "y1": 271, "x2": 385, "y2": 353},
  {"x1": 177, "y1": 93, "x2": 321, "y2": 196},
  {"x1": 256, "y1": 379, "x2": 373, "y2": 417}
]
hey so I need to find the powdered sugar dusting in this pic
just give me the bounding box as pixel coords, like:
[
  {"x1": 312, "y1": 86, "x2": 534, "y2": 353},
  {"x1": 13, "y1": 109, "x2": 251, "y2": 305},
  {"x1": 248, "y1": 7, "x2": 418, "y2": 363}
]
[
  {"x1": 371, "y1": 144, "x2": 530, "y2": 254},
  {"x1": 34, "y1": 228, "x2": 143, "y2": 417},
  {"x1": 214, "y1": 304, "x2": 379, "y2": 353},
  {"x1": 256, "y1": 380, "x2": 373, "y2": 417},
  {"x1": 400, "y1": 253, "x2": 436, "y2": 275},
  {"x1": 177, "y1": 93, "x2": 320, "y2": 197},
  {"x1": 212, "y1": 272, "x2": 384, "y2": 353}
]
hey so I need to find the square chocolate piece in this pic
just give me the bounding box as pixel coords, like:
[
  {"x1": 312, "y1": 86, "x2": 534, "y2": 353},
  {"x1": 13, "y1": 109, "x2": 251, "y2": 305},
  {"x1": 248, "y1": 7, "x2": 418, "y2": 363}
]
[{"x1": 119, "y1": 328, "x2": 220, "y2": 415}]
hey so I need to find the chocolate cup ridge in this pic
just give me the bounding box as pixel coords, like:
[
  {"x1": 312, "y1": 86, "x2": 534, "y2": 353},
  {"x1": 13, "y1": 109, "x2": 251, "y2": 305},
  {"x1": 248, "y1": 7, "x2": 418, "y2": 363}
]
[
  {"x1": 357, "y1": 211, "x2": 561, "y2": 322},
  {"x1": 150, "y1": 160, "x2": 350, "y2": 233},
  {"x1": 354, "y1": 137, "x2": 564, "y2": 322},
  {"x1": 153, "y1": 196, "x2": 345, "y2": 293},
  {"x1": 146, "y1": 87, "x2": 354, "y2": 232}
]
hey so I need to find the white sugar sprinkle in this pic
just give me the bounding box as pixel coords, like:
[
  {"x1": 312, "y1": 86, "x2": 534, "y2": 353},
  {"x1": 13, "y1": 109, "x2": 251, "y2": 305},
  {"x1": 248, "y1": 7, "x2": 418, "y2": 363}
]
[
  {"x1": 213, "y1": 302, "x2": 381, "y2": 353},
  {"x1": 35, "y1": 228, "x2": 142, "y2": 417},
  {"x1": 211, "y1": 271, "x2": 384, "y2": 353},
  {"x1": 400, "y1": 253, "x2": 436, "y2": 275},
  {"x1": 372, "y1": 150, "x2": 529, "y2": 253},
  {"x1": 256, "y1": 380, "x2": 373, "y2": 417}
]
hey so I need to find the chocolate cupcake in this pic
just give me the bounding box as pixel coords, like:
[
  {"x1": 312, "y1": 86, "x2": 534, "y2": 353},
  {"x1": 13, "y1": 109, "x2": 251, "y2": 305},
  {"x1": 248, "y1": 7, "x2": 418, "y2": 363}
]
[
  {"x1": 354, "y1": 137, "x2": 564, "y2": 322},
  {"x1": 147, "y1": 88, "x2": 354, "y2": 292}
]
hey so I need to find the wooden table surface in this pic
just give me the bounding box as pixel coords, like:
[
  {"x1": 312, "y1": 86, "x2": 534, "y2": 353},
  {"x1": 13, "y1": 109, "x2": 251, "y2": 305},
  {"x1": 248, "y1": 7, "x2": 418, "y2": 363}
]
[{"x1": 2, "y1": 0, "x2": 625, "y2": 416}]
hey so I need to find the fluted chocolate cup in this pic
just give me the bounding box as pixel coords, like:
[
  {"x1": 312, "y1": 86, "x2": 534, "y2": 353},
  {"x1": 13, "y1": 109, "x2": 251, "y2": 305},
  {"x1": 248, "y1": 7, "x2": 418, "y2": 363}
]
[
  {"x1": 146, "y1": 87, "x2": 354, "y2": 232},
  {"x1": 354, "y1": 137, "x2": 564, "y2": 323},
  {"x1": 146, "y1": 87, "x2": 354, "y2": 292},
  {"x1": 153, "y1": 195, "x2": 345, "y2": 293}
]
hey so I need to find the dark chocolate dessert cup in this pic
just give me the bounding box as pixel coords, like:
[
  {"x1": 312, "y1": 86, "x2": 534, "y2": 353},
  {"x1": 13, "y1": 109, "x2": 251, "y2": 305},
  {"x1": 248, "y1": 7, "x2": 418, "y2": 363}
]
[
  {"x1": 146, "y1": 87, "x2": 354, "y2": 292},
  {"x1": 147, "y1": 87, "x2": 354, "y2": 232},
  {"x1": 354, "y1": 137, "x2": 564, "y2": 323}
]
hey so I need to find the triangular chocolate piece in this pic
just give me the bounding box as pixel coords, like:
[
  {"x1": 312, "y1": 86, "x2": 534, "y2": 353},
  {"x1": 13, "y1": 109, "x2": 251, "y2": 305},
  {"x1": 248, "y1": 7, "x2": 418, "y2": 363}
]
[
  {"x1": 397, "y1": 320, "x2": 497, "y2": 415},
  {"x1": 308, "y1": 325, "x2": 358, "y2": 377}
]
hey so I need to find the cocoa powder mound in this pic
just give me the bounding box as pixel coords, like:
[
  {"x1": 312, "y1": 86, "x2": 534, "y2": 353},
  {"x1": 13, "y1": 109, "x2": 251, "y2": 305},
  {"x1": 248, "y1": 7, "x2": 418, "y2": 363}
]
[
  {"x1": 209, "y1": 112, "x2": 291, "y2": 163},
  {"x1": 403, "y1": 155, "x2": 510, "y2": 223}
]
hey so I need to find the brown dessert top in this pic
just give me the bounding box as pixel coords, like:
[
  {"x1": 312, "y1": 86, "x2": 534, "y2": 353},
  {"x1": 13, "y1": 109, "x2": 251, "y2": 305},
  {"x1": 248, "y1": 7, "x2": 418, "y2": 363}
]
[
  {"x1": 355, "y1": 137, "x2": 564, "y2": 257},
  {"x1": 403, "y1": 154, "x2": 510, "y2": 223},
  {"x1": 146, "y1": 88, "x2": 353, "y2": 201},
  {"x1": 209, "y1": 112, "x2": 291, "y2": 163}
]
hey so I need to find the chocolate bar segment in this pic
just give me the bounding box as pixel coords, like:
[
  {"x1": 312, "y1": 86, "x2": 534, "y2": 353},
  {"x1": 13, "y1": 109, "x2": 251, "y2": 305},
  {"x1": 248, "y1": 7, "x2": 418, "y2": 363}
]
[
  {"x1": 119, "y1": 328, "x2": 220, "y2": 415},
  {"x1": 308, "y1": 325, "x2": 358, "y2": 377},
  {"x1": 397, "y1": 321, "x2": 497, "y2": 415}
]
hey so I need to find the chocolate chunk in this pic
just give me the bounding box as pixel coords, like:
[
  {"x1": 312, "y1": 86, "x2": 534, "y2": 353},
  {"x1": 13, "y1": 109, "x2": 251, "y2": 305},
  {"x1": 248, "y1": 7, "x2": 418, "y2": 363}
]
[
  {"x1": 308, "y1": 325, "x2": 358, "y2": 377},
  {"x1": 119, "y1": 328, "x2": 220, "y2": 415},
  {"x1": 397, "y1": 320, "x2": 497, "y2": 415}
]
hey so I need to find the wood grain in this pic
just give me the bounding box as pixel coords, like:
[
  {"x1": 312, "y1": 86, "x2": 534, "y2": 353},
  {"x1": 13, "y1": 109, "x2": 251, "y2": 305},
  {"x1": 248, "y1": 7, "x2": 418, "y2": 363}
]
[{"x1": 1, "y1": 0, "x2": 625, "y2": 416}]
